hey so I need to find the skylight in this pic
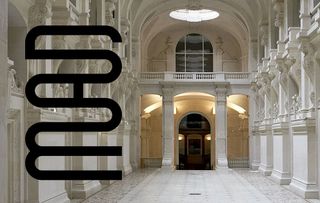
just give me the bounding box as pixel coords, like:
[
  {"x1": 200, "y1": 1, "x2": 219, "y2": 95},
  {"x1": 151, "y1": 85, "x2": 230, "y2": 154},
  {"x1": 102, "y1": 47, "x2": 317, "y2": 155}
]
[{"x1": 169, "y1": 9, "x2": 219, "y2": 22}]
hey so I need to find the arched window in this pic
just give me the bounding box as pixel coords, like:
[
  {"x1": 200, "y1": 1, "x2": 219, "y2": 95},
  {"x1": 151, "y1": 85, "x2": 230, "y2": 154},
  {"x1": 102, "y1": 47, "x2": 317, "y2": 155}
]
[{"x1": 176, "y1": 33, "x2": 213, "y2": 72}]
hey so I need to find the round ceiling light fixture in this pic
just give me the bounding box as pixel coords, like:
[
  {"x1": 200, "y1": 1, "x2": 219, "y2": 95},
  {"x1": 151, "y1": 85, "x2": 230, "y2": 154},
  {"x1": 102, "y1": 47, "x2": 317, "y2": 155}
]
[{"x1": 169, "y1": 9, "x2": 219, "y2": 22}]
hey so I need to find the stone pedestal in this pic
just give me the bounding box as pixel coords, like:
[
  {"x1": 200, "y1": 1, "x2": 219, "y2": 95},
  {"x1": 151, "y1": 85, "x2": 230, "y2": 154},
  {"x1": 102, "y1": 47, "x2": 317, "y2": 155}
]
[
  {"x1": 271, "y1": 122, "x2": 291, "y2": 185},
  {"x1": 123, "y1": 123, "x2": 133, "y2": 175},
  {"x1": 116, "y1": 124, "x2": 124, "y2": 172},
  {"x1": 289, "y1": 119, "x2": 318, "y2": 199},
  {"x1": 106, "y1": 128, "x2": 118, "y2": 184},
  {"x1": 26, "y1": 109, "x2": 70, "y2": 203},
  {"x1": 258, "y1": 124, "x2": 273, "y2": 176},
  {"x1": 71, "y1": 181, "x2": 101, "y2": 200},
  {"x1": 98, "y1": 132, "x2": 112, "y2": 186},
  {"x1": 130, "y1": 120, "x2": 140, "y2": 169},
  {"x1": 161, "y1": 87, "x2": 174, "y2": 167},
  {"x1": 71, "y1": 117, "x2": 101, "y2": 199}
]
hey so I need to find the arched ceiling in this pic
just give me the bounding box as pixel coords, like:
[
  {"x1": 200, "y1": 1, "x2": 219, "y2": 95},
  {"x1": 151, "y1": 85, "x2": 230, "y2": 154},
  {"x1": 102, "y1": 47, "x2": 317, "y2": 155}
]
[
  {"x1": 123, "y1": 0, "x2": 268, "y2": 40},
  {"x1": 121, "y1": 0, "x2": 269, "y2": 71}
]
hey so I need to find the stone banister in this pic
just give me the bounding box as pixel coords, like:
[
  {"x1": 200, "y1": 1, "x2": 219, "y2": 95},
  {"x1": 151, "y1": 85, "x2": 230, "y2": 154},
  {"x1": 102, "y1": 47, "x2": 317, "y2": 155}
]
[{"x1": 138, "y1": 72, "x2": 253, "y2": 84}]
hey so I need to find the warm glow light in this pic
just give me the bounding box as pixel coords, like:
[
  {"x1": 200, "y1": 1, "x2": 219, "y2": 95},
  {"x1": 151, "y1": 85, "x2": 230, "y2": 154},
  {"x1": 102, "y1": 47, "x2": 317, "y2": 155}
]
[
  {"x1": 169, "y1": 9, "x2": 219, "y2": 22},
  {"x1": 228, "y1": 102, "x2": 246, "y2": 114},
  {"x1": 178, "y1": 134, "x2": 184, "y2": 141},
  {"x1": 144, "y1": 95, "x2": 246, "y2": 115},
  {"x1": 212, "y1": 102, "x2": 246, "y2": 114},
  {"x1": 141, "y1": 113, "x2": 151, "y2": 119},
  {"x1": 212, "y1": 106, "x2": 216, "y2": 114},
  {"x1": 144, "y1": 102, "x2": 177, "y2": 114},
  {"x1": 176, "y1": 92, "x2": 214, "y2": 98},
  {"x1": 205, "y1": 134, "x2": 211, "y2": 141},
  {"x1": 144, "y1": 102, "x2": 162, "y2": 114}
]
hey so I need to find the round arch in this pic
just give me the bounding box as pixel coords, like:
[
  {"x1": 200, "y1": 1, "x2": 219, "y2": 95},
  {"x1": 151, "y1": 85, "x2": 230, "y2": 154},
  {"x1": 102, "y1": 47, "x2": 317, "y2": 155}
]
[
  {"x1": 176, "y1": 111, "x2": 213, "y2": 129},
  {"x1": 175, "y1": 33, "x2": 214, "y2": 72},
  {"x1": 176, "y1": 112, "x2": 214, "y2": 170},
  {"x1": 173, "y1": 32, "x2": 215, "y2": 49}
]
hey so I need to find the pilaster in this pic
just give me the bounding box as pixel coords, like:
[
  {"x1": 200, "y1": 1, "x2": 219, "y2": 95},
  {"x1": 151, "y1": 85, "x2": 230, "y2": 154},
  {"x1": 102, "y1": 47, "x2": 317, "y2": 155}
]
[
  {"x1": 213, "y1": 37, "x2": 224, "y2": 71},
  {"x1": 271, "y1": 122, "x2": 291, "y2": 184},
  {"x1": 251, "y1": 126, "x2": 261, "y2": 170},
  {"x1": 258, "y1": 123, "x2": 273, "y2": 176},
  {"x1": 26, "y1": 109, "x2": 70, "y2": 203},
  {"x1": 71, "y1": 114, "x2": 101, "y2": 199},
  {"x1": 122, "y1": 122, "x2": 133, "y2": 175}
]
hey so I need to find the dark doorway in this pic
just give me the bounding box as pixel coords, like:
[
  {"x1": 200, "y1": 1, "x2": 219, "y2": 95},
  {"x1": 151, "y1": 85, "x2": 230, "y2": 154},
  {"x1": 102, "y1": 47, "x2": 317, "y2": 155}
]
[{"x1": 178, "y1": 114, "x2": 211, "y2": 170}]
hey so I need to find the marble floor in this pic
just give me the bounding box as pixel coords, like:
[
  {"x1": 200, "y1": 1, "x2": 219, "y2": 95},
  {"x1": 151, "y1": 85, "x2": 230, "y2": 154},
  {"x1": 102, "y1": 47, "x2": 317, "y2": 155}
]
[{"x1": 83, "y1": 168, "x2": 320, "y2": 203}]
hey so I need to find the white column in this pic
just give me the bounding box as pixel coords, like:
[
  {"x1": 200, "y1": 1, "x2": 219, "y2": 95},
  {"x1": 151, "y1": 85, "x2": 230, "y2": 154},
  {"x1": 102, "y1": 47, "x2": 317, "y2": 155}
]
[
  {"x1": 161, "y1": 87, "x2": 175, "y2": 167},
  {"x1": 122, "y1": 123, "x2": 133, "y2": 175},
  {"x1": 215, "y1": 84, "x2": 228, "y2": 168},
  {"x1": 250, "y1": 90, "x2": 260, "y2": 170},
  {"x1": 251, "y1": 128, "x2": 261, "y2": 170},
  {"x1": 258, "y1": 125, "x2": 273, "y2": 176}
]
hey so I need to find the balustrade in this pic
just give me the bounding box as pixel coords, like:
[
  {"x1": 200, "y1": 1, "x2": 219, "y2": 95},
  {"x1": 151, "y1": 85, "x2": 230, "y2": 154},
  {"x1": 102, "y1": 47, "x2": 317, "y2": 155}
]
[{"x1": 139, "y1": 72, "x2": 252, "y2": 84}]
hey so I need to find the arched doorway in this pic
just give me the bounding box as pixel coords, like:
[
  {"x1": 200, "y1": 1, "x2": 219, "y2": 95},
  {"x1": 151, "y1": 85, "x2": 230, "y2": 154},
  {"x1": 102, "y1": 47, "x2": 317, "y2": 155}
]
[{"x1": 178, "y1": 113, "x2": 211, "y2": 170}]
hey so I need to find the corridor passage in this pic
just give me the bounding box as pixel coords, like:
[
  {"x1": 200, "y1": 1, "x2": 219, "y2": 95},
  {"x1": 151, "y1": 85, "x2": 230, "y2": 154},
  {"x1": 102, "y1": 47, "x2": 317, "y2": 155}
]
[{"x1": 82, "y1": 169, "x2": 320, "y2": 203}]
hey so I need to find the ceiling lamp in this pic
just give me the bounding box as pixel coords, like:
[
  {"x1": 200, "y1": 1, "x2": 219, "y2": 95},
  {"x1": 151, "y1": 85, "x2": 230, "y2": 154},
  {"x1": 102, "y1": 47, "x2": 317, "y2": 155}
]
[{"x1": 169, "y1": 9, "x2": 219, "y2": 22}]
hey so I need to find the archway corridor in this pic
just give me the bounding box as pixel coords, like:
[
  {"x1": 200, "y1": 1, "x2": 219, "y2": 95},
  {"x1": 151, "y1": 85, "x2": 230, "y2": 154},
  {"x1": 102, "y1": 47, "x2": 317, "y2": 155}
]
[{"x1": 140, "y1": 93, "x2": 249, "y2": 170}]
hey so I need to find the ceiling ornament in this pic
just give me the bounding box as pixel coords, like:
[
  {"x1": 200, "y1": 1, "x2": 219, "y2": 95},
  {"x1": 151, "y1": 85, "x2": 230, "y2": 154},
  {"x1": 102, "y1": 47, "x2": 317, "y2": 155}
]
[{"x1": 169, "y1": 0, "x2": 219, "y2": 23}]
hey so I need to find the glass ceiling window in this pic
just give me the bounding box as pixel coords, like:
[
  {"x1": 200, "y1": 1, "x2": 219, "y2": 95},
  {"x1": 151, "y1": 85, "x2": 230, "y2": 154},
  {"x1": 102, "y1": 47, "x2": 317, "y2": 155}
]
[
  {"x1": 176, "y1": 33, "x2": 213, "y2": 72},
  {"x1": 169, "y1": 9, "x2": 220, "y2": 23}
]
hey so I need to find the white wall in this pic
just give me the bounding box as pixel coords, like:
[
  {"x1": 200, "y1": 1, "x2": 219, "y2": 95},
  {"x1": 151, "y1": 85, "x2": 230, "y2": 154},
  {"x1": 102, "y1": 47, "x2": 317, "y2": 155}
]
[
  {"x1": 0, "y1": 0, "x2": 8, "y2": 202},
  {"x1": 145, "y1": 25, "x2": 242, "y2": 72}
]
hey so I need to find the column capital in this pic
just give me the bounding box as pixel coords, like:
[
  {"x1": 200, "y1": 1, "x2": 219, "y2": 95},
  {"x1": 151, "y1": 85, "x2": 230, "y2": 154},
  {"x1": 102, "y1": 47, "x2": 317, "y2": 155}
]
[
  {"x1": 215, "y1": 83, "x2": 229, "y2": 102},
  {"x1": 161, "y1": 86, "x2": 174, "y2": 102}
]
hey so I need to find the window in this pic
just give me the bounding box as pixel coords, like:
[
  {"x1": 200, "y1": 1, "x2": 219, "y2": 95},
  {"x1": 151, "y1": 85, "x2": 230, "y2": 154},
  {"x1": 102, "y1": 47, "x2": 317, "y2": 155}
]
[{"x1": 176, "y1": 33, "x2": 213, "y2": 72}]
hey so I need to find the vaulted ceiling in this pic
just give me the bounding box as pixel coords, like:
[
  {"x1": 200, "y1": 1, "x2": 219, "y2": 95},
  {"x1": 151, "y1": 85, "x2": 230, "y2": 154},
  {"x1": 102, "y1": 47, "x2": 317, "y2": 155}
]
[
  {"x1": 121, "y1": 0, "x2": 269, "y2": 67},
  {"x1": 122, "y1": 0, "x2": 269, "y2": 40}
]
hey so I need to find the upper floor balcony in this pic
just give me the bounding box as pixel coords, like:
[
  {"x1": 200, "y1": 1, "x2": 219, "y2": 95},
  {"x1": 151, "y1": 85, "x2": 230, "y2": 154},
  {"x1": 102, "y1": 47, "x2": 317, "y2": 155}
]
[{"x1": 138, "y1": 72, "x2": 254, "y2": 85}]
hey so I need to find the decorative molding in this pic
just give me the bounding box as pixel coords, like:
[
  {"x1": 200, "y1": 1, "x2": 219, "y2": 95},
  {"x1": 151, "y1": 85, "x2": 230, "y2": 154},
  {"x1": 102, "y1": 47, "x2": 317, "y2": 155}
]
[
  {"x1": 299, "y1": 39, "x2": 315, "y2": 76},
  {"x1": 161, "y1": 86, "x2": 174, "y2": 102},
  {"x1": 28, "y1": 0, "x2": 53, "y2": 28},
  {"x1": 8, "y1": 64, "x2": 23, "y2": 95},
  {"x1": 105, "y1": 0, "x2": 117, "y2": 26},
  {"x1": 259, "y1": 24, "x2": 269, "y2": 46},
  {"x1": 272, "y1": 0, "x2": 284, "y2": 27}
]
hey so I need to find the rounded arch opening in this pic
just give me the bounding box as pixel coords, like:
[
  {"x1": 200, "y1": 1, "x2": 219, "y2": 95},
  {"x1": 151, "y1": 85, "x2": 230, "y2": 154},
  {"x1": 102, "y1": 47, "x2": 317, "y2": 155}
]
[
  {"x1": 178, "y1": 113, "x2": 212, "y2": 170},
  {"x1": 227, "y1": 94, "x2": 249, "y2": 168},
  {"x1": 176, "y1": 33, "x2": 214, "y2": 72}
]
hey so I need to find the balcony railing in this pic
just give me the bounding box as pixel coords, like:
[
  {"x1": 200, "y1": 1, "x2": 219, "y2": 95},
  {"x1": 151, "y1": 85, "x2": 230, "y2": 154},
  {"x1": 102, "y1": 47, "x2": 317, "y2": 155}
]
[{"x1": 138, "y1": 72, "x2": 253, "y2": 84}]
